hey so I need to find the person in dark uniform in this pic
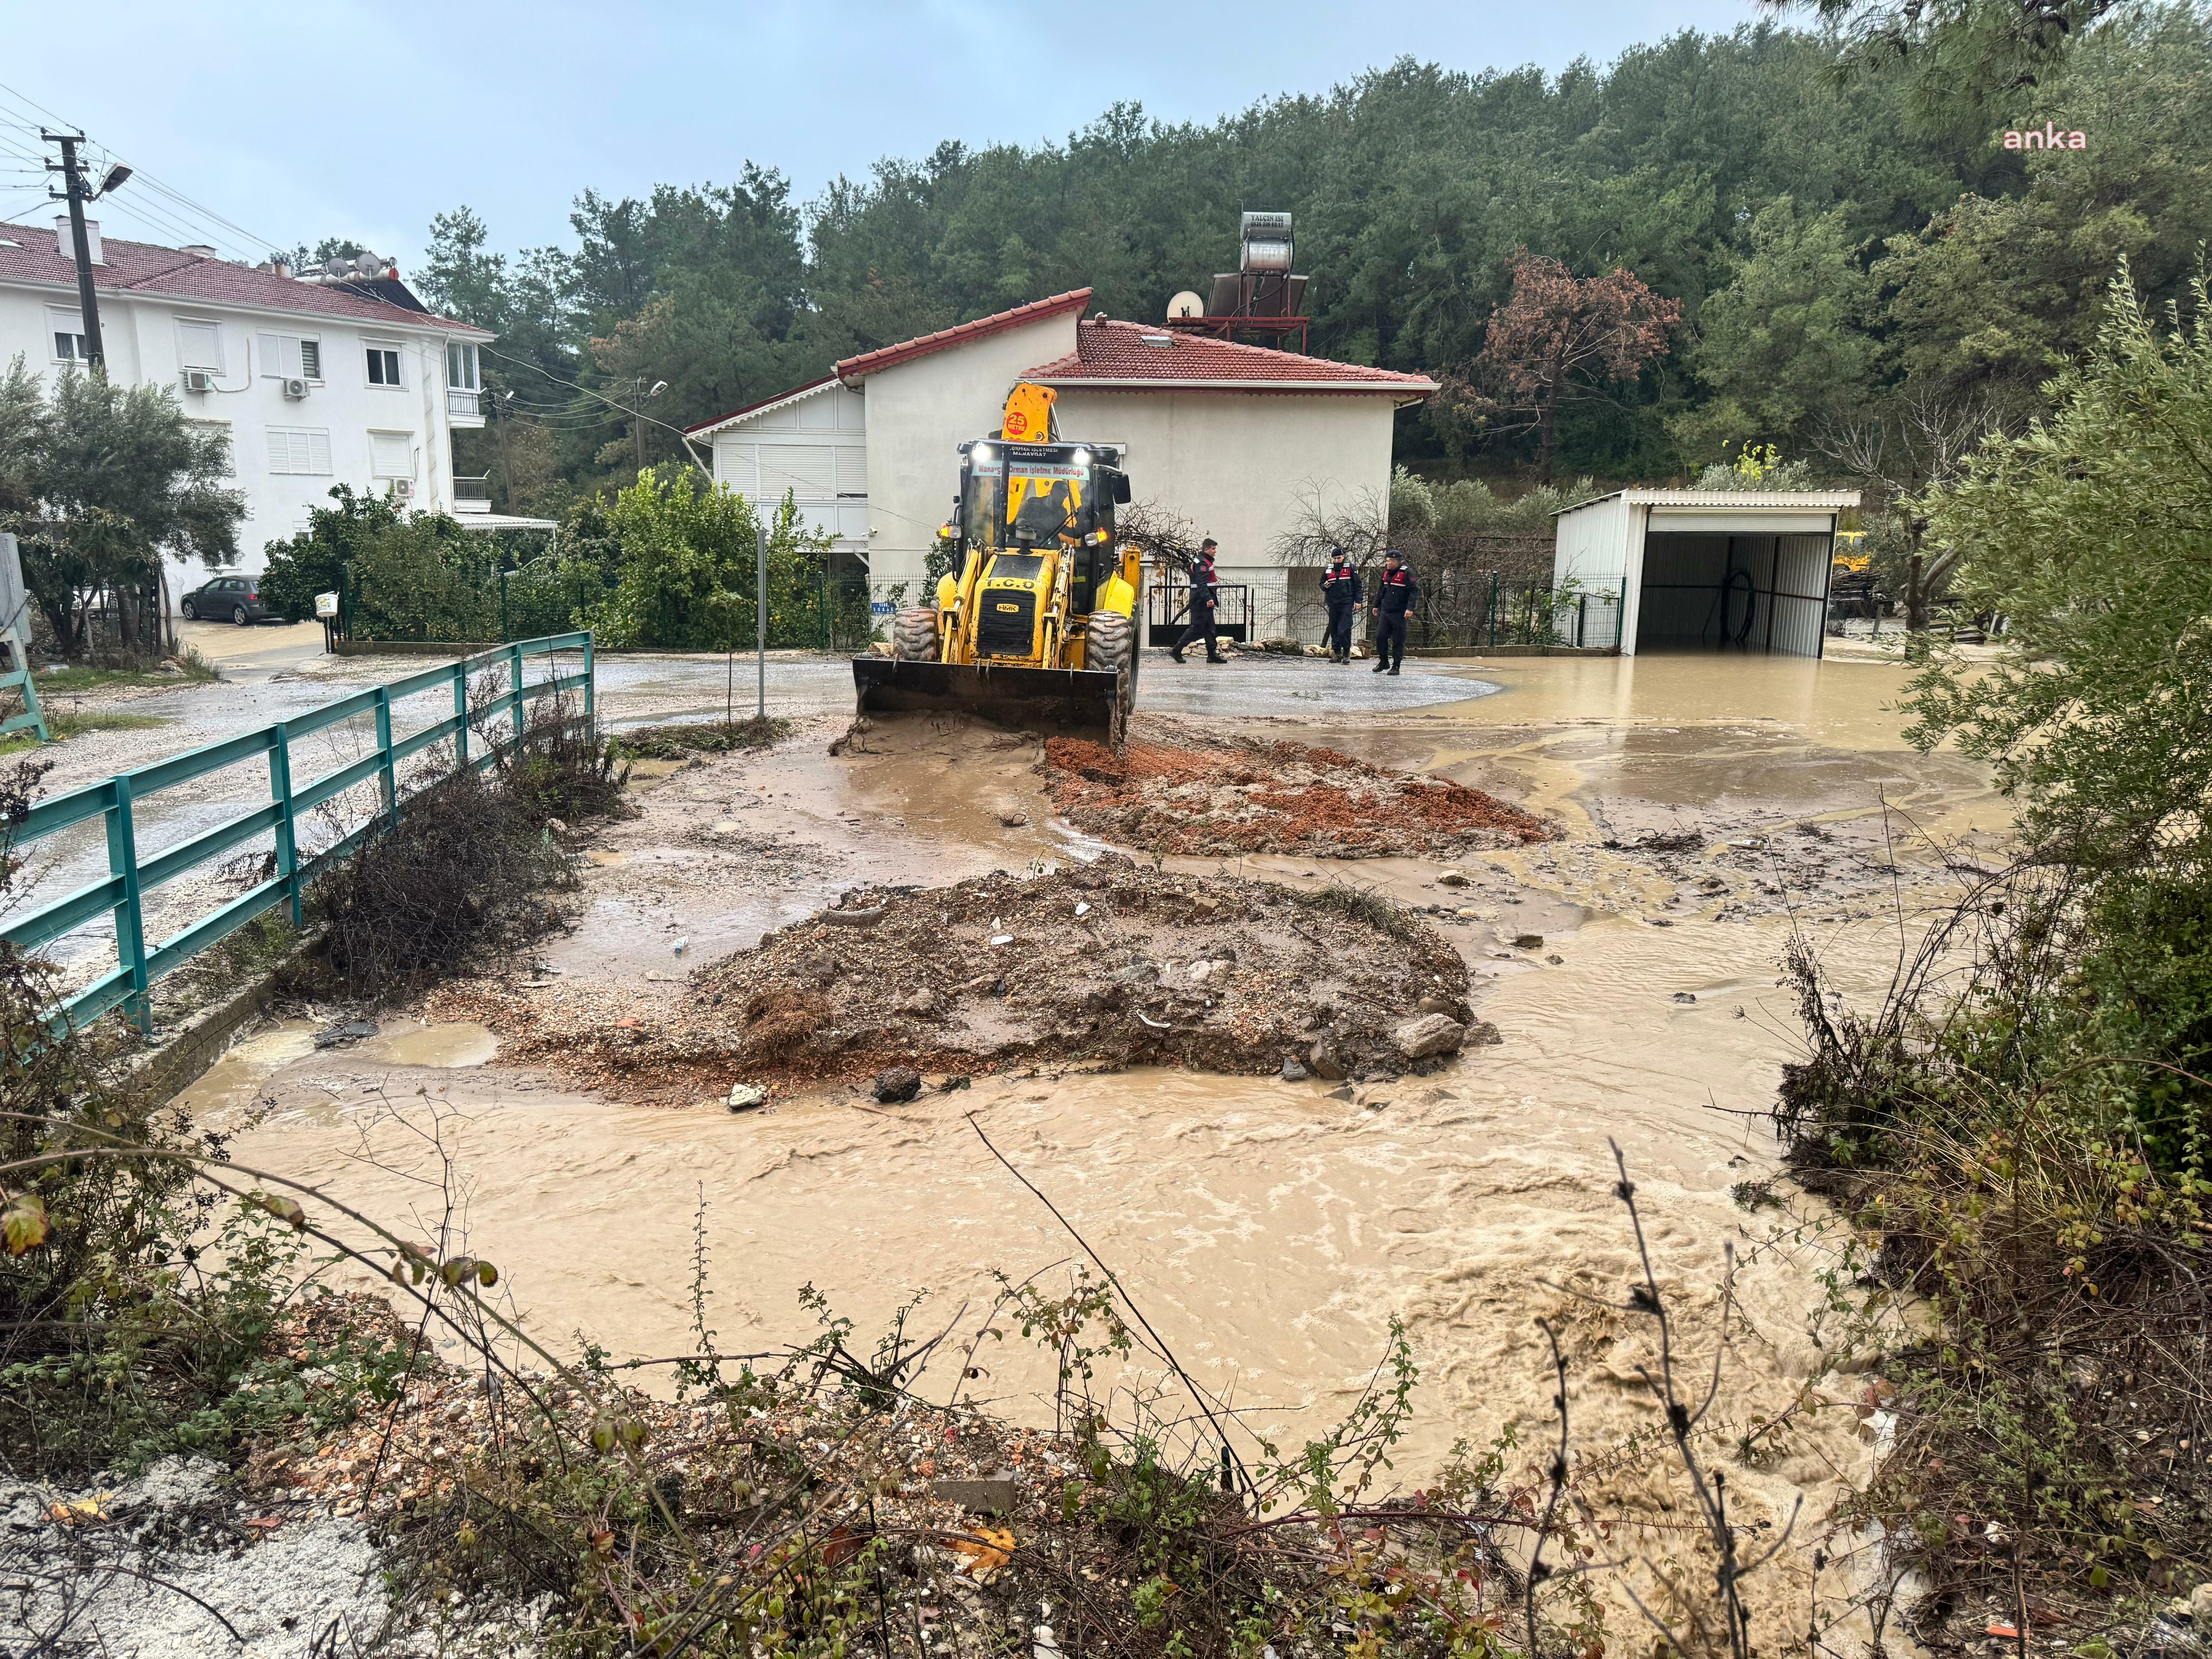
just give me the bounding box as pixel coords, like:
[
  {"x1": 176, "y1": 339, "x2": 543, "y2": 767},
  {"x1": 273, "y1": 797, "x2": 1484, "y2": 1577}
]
[
  {"x1": 1369, "y1": 549, "x2": 1417, "y2": 676},
  {"x1": 1319, "y1": 547, "x2": 1362, "y2": 664},
  {"x1": 1170, "y1": 539, "x2": 1226, "y2": 664}
]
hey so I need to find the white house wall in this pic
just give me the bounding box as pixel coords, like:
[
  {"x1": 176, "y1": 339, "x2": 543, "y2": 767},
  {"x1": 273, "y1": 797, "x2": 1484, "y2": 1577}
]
[
  {"x1": 0, "y1": 281, "x2": 471, "y2": 607},
  {"x1": 710, "y1": 382, "x2": 868, "y2": 554},
  {"x1": 1053, "y1": 388, "x2": 1400, "y2": 641},
  {"x1": 857, "y1": 312, "x2": 1082, "y2": 600}
]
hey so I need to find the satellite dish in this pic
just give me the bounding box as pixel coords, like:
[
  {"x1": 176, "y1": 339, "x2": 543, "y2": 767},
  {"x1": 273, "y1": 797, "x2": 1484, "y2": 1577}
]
[
  {"x1": 1167, "y1": 290, "x2": 1205, "y2": 321},
  {"x1": 353, "y1": 252, "x2": 383, "y2": 276},
  {"x1": 323, "y1": 256, "x2": 350, "y2": 277}
]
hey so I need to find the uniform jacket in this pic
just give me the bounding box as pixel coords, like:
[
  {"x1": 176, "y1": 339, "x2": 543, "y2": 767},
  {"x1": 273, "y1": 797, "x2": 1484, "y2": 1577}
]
[
  {"x1": 1189, "y1": 554, "x2": 1219, "y2": 610},
  {"x1": 1374, "y1": 564, "x2": 1418, "y2": 619},
  {"x1": 1320, "y1": 561, "x2": 1362, "y2": 607}
]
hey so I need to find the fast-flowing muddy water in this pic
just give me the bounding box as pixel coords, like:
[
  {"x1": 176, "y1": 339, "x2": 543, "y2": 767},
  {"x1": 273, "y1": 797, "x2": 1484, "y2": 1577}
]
[{"x1": 191, "y1": 648, "x2": 1995, "y2": 1644}]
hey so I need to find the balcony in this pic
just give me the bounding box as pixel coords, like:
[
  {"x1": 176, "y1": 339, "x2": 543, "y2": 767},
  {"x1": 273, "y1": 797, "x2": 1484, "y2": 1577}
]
[
  {"x1": 447, "y1": 387, "x2": 483, "y2": 426},
  {"x1": 454, "y1": 475, "x2": 492, "y2": 514}
]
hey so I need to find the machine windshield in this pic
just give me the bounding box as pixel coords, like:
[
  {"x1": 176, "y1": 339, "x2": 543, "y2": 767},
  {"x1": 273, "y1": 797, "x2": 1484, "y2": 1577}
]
[
  {"x1": 964, "y1": 452, "x2": 1094, "y2": 549},
  {"x1": 1007, "y1": 457, "x2": 1087, "y2": 544}
]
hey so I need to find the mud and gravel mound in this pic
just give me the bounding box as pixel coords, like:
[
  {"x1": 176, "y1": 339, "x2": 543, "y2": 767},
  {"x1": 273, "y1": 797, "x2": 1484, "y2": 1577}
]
[
  {"x1": 438, "y1": 855, "x2": 1481, "y2": 1101},
  {"x1": 1044, "y1": 736, "x2": 1550, "y2": 858}
]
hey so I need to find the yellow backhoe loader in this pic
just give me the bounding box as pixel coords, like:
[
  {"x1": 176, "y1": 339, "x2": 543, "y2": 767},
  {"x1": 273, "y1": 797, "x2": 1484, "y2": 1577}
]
[{"x1": 853, "y1": 382, "x2": 1143, "y2": 743}]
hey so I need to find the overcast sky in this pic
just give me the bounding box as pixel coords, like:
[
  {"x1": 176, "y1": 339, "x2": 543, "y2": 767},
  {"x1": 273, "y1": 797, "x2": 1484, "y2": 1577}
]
[{"x1": 0, "y1": 0, "x2": 1760, "y2": 272}]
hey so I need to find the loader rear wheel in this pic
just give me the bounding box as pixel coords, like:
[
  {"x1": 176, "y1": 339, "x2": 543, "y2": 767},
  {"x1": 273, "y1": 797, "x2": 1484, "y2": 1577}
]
[
  {"x1": 891, "y1": 607, "x2": 941, "y2": 662},
  {"x1": 1087, "y1": 610, "x2": 1136, "y2": 722}
]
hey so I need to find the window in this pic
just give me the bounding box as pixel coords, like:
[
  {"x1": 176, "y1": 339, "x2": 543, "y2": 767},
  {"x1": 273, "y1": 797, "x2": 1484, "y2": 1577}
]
[
  {"x1": 369, "y1": 430, "x2": 415, "y2": 479},
  {"x1": 366, "y1": 346, "x2": 402, "y2": 387},
  {"x1": 445, "y1": 342, "x2": 480, "y2": 390},
  {"x1": 178, "y1": 319, "x2": 223, "y2": 372},
  {"x1": 265, "y1": 426, "x2": 332, "y2": 475},
  {"x1": 49, "y1": 309, "x2": 88, "y2": 363},
  {"x1": 256, "y1": 333, "x2": 322, "y2": 380}
]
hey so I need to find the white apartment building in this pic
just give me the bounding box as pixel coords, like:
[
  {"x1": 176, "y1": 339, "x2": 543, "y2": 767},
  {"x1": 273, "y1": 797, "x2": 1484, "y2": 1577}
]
[{"x1": 0, "y1": 216, "x2": 499, "y2": 608}]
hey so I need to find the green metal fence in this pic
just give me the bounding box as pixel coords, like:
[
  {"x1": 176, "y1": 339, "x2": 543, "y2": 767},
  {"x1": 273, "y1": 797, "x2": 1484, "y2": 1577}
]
[{"x1": 3, "y1": 631, "x2": 594, "y2": 1034}]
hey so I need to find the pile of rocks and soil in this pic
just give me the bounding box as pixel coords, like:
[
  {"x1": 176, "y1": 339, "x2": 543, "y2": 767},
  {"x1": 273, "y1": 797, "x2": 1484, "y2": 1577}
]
[
  {"x1": 439, "y1": 855, "x2": 1488, "y2": 1101},
  {"x1": 1042, "y1": 735, "x2": 1550, "y2": 858}
]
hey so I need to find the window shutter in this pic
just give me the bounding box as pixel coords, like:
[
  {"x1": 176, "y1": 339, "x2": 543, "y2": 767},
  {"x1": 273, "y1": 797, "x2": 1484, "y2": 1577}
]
[
  {"x1": 836, "y1": 444, "x2": 868, "y2": 497},
  {"x1": 299, "y1": 340, "x2": 321, "y2": 379},
  {"x1": 760, "y1": 444, "x2": 836, "y2": 500},
  {"x1": 257, "y1": 333, "x2": 283, "y2": 377},
  {"x1": 370, "y1": 432, "x2": 413, "y2": 477},
  {"x1": 178, "y1": 321, "x2": 221, "y2": 370},
  {"x1": 308, "y1": 430, "x2": 331, "y2": 474}
]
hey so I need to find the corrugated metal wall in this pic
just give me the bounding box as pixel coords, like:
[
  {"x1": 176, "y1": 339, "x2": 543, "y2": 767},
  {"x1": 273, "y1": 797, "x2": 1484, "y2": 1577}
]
[
  {"x1": 1632, "y1": 533, "x2": 1828, "y2": 658},
  {"x1": 1764, "y1": 534, "x2": 1831, "y2": 658}
]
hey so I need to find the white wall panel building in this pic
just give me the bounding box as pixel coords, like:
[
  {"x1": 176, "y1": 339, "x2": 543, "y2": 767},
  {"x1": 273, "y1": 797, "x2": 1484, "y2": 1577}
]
[
  {"x1": 1551, "y1": 489, "x2": 1860, "y2": 657},
  {"x1": 0, "y1": 216, "x2": 496, "y2": 610},
  {"x1": 690, "y1": 289, "x2": 1436, "y2": 633}
]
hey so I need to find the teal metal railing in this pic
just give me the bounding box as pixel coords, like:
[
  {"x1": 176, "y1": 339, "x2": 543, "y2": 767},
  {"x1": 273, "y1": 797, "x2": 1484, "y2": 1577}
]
[
  {"x1": 3, "y1": 631, "x2": 594, "y2": 1033},
  {"x1": 0, "y1": 636, "x2": 50, "y2": 745}
]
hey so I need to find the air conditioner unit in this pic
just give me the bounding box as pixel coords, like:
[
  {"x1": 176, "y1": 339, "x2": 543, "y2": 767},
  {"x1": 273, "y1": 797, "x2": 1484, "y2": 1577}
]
[
  {"x1": 181, "y1": 368, "x2": 216, "y2": 394},
  {"x1": 389, "y1": 478, "x2": 415, "y2": 500},
  {"x1": 280, "y1": 376, "x2": 310, "y2": 400}
]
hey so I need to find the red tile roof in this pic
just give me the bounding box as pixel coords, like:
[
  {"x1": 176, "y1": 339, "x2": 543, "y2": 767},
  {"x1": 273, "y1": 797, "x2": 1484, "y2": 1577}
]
[
  {"x1": 1025, "y1": 320, "x2": 1436, "y2": 396},
  {"x1": 835, "y1": 289, "x2": 1092, "y2": 382},
  {"x1": 0, "y1": 219, "x2": 489, "y2": 337}
]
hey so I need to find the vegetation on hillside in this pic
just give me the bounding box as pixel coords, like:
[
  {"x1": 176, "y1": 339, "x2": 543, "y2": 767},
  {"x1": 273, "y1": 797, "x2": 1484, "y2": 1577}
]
[{"x1": 409, "y1": 7, "x2": 2212, "y2": 512}]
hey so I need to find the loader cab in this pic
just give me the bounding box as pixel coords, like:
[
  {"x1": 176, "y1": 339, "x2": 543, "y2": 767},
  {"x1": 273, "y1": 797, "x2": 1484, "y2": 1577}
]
[{"x1": 956, "y1": 440, "x2": 1128, "y2": 613}]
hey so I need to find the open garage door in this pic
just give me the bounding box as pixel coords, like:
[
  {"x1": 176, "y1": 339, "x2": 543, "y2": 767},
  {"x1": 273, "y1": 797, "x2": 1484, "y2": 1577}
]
[{"x1": 1633, "y1": 531, "x2": 1834, "y2": 657}]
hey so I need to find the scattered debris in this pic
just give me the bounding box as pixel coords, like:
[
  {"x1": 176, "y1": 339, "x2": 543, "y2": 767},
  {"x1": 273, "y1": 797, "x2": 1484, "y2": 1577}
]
[
  {"x1": 439, "y1": 855, "x2": 1474, "y2": 1096},
  {"x1": 1042, "y1": 734, "x2": 1550, "y2": 858}
]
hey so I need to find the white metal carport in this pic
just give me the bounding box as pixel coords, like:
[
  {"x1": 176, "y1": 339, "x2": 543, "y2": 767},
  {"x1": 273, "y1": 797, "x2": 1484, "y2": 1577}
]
[{"x1": 1553, "y1": 489, "x2": 1861, "y2": 657}]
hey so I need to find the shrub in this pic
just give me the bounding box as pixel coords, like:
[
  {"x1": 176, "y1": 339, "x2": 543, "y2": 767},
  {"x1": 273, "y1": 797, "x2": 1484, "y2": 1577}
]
[{"x1": 585, "y1": 468, "x2": 834, "y2": 650}]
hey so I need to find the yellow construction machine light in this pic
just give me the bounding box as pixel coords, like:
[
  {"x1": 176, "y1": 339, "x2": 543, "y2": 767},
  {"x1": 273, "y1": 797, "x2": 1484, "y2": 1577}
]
[{"x1": 854, "y1": 382, "x2": 1142, "y2": 744}]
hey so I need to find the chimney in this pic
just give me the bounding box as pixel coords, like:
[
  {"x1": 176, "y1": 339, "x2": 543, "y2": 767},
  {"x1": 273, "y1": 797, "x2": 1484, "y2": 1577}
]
[
  {"x1": 181, "y1": 244, "x2": 216, "y2": 257},
  {"x1": 54, "y1": 216, "x2": 104, "y2": 265}
]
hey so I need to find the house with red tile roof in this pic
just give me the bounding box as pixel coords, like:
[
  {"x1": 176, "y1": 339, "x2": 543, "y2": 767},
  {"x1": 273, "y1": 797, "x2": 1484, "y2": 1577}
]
[
  {"x1": 688, "y1": 291, "x2": 1435, "y2": 640},
  {"x1": 0, "y1": 216, "x2": 518, "y2": 609}
]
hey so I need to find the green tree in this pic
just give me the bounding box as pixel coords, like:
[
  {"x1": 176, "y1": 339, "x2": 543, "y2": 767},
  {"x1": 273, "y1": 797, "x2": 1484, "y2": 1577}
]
[
  {"x1": 256, "y1": 485, "x2": 407, "y2": 623},
  {"x1": 0, "y1": 358, "x2": 242, "y2": 652},
  {"x1": 1905, "y1": 264, "x2": 2212, "y2": 872},
  {"x1": 1678, "y1": 197, "x2": 1877, "y2": 458},
  {"x1": 588, "y1": 470, "x2": 832, "y2": 651}
]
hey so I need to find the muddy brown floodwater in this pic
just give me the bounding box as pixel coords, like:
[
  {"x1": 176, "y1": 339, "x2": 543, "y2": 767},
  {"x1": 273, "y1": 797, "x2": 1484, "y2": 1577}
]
[{"x1": 190, "y1": 646, "x2": 1998, "y2": 1649}]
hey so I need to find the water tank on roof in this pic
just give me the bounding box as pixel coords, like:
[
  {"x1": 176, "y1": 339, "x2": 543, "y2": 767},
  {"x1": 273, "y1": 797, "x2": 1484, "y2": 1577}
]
[{"x1": 1239, "y1": 211, "x2": 1294, "y2": 273}]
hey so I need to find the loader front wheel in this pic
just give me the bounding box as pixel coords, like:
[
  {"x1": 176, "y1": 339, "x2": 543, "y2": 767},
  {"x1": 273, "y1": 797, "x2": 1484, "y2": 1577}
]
[
  {"x1": 1087, "y1": 610, "x2": 1136, "y2": 723},
  {"x1": 891, "y1": 607, "x2": 941, "y2": 663}
]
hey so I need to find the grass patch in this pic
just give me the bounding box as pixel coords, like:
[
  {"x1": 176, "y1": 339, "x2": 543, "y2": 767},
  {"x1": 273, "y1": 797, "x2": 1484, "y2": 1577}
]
[
  {"x1": 30, "y1": 655, "x2": 219, "y2": 692},
  {"x1": 612, "y1": 713, "x2": 791, "y2": 760},
  {"x1": 0, "y1": 710, "x2": 171, "y2": 757},
  {"x1": 1288, "y1": 879, "x2": 1424, "y2": 942}
]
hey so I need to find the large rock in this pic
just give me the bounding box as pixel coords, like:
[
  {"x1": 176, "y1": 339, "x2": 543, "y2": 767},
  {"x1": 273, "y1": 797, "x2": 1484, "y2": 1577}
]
[
  {"x1": 1306, "y1": 1039, "x2": 1350, "y2": 1081},
  {"x1": 1393, "y1": 1013, "x2": 1467, "y2": 1060},
  {"x1": 871, "y1": 1067, "x2": 923, "y2": 1104}
]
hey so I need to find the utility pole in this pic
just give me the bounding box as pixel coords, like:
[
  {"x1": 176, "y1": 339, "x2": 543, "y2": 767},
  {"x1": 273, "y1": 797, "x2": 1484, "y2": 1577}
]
[{"x1": 43, "y1": 132, "x2": 104, "y2": 370}]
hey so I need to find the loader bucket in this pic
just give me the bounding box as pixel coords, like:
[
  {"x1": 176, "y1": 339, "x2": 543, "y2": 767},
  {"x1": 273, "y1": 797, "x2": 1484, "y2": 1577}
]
[{"x1": 854, "y1": 658, "x2": 1125, "y2": 744}]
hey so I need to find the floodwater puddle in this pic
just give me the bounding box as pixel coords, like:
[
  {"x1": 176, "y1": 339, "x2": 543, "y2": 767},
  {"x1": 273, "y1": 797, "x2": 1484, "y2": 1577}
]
[
  {"x1": 353, "y1": 1020, "x2": 500, "y2": 1069},
  {"x1": 203, "y1": 651, "x2": 1996, "y2": 1637}
]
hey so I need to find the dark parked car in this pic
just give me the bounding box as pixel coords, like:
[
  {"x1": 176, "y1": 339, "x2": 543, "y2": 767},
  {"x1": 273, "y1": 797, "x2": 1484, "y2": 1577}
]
[{"x1": 181, "y1": 574, "x2": 267, "y2": 624}]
